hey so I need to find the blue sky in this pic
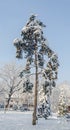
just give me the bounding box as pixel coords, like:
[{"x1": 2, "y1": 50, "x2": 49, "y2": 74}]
[{"x1": 0, "y1": 0, "x2": 70, "y2": 84}]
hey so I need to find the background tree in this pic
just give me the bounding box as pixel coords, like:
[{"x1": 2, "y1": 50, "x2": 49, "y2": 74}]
[
  {"x1": 13, "y1": 14, "x2": 59, "y2": 125},
  {"x1": 58, "y1": 87, "x2": 67, "y2": 116},
  {"x1": 0, "y1": 63, "x2": 22, "y2": 110},
  {"x1": 0, "y1": 82, "x2": 5, "y2": 108}
]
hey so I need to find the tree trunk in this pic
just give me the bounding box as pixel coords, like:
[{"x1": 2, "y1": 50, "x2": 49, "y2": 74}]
[
  {"x1": 5, "y1": 94, "x2": 11, "y2": 111},
  {"x1": 32, "y1": 49, "x2": 38, "y2": 125}
]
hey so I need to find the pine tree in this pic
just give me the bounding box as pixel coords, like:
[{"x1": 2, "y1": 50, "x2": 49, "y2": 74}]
[
  {"x1": 13, "y1": 14, "x2": 59, "y2": 125},
  {"x1": 58, "y1": 87, "x2": 67, "y2": 116}
]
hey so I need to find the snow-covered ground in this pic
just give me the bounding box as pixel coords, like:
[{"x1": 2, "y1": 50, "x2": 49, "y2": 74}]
[{"x1": 0, "y1": 111, "x2": 70, "y2": 130}]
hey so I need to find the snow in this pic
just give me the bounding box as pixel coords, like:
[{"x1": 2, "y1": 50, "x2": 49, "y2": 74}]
[{"x1": 0, "y1": 111, "x2": 70, "y2": 130}]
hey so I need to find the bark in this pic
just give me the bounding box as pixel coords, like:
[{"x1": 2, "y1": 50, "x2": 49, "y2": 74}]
[{"x1": 32, "y1": 49, "x2": 38, "y2": 125}]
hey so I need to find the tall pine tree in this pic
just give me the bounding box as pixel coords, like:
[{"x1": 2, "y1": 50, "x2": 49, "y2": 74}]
[{"x1": 13, "y1": 14, "x2": 59, "y2": 125}]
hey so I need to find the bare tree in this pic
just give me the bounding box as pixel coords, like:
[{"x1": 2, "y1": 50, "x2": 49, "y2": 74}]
[{"x1": 0, "y1": 63, "x2": 22, "y2": 110}]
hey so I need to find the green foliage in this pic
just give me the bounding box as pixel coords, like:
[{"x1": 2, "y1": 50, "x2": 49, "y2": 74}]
[
  {"x1": 13, "y1": 14, "x2": 59, "y2": 95},
  {"x1": 23, "y1": 79, "x2": 33, "y2": 93}
]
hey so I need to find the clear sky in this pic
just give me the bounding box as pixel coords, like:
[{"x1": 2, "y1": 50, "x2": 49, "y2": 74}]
[{"x1": 0, "y1": 0, "x2": 70, "y2": 84}]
